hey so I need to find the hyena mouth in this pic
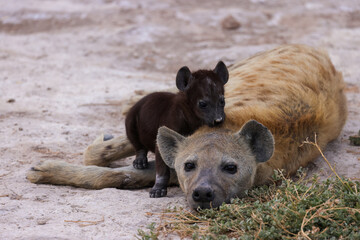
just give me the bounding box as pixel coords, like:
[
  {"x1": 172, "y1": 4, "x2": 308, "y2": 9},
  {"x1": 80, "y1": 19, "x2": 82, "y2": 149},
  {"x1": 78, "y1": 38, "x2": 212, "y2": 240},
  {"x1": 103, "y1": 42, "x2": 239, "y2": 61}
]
[{"x1": 193, "y1": 202, "x2": 213, "y2": 210}]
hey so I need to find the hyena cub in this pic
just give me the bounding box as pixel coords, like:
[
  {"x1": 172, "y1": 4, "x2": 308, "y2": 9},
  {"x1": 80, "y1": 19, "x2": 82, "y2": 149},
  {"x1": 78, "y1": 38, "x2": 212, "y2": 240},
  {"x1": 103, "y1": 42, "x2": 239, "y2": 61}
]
[{"x1": 125, "y1": 61, "x2": 229, "y2": 198}]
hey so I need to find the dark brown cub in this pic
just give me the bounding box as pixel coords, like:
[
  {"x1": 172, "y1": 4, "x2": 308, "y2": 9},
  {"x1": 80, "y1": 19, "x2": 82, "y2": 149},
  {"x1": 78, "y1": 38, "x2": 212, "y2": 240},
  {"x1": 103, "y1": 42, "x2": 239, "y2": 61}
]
[{"x1": 125, "y1": 61, "x2": 229, "y2": 198}]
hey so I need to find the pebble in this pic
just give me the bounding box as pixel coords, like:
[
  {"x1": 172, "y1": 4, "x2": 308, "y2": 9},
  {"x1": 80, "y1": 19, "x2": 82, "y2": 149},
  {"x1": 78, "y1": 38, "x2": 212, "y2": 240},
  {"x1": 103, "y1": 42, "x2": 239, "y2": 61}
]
[
  {"x1": 37, "y1": 218, "x2": 48, "y2": 225},
  {"x1": 221, "y1": 15, "x2": 241, "y2": 30}
]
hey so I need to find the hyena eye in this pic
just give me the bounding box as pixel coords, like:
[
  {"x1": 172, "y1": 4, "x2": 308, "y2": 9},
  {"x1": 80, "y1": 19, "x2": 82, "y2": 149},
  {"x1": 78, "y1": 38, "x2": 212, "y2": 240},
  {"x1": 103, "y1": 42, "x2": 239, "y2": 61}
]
[
  {"x1": 184, "y1": 162, "x2": 196, "y2": 172},
  {"x1": 198, "y1": 100, "x2": 207, "y2": 109},
  {"x1": 223, "y1": 164, "x2": 237, "y2": 174},
  {"x1": 219, "y1": 96, "x2": 225, "y2": 106}
]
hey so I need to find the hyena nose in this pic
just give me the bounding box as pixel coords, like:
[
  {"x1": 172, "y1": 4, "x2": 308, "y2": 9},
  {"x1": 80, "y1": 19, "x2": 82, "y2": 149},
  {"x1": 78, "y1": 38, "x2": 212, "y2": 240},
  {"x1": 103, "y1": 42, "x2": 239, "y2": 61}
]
[
  {"x1": 192, "y1": 187, "x2": 215, "y2": 202},
  {"x1": 213, "y1": 117, "x2": 223, "y2": 126}
]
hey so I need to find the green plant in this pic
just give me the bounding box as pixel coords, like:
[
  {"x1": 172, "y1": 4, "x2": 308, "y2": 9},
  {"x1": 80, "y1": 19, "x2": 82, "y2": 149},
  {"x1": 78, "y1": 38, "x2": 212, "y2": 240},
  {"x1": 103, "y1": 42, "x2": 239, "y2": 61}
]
[{"x1": 138, "y1": 138, "x2": 360, "y2": 239}]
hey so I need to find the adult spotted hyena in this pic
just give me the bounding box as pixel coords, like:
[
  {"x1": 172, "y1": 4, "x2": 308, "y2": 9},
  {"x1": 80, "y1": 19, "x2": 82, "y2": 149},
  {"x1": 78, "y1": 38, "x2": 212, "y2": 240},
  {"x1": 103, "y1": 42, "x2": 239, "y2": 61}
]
[{"x1": 27, "y1": 44, "x2": 347, "y2": 209}]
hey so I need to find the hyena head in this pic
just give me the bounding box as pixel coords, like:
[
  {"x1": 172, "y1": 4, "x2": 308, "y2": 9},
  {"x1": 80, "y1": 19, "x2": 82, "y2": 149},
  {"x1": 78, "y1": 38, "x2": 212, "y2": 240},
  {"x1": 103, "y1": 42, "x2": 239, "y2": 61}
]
[
  {"x1": 175, "y1": 61, "x2": 229, "y2": 127},
  {"x1": 157, "y1": 120, "x2": 274, "y2": 210}
]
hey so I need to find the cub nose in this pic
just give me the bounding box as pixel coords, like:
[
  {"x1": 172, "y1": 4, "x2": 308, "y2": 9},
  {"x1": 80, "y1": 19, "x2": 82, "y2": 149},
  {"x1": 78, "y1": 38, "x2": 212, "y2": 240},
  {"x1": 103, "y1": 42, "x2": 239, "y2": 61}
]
[
  {"x1": 213, "y1": 117, "x2": 223, "y2": 126},
  {"x1": 192, "y1": 186, "x2": 215, "y2": 202}
]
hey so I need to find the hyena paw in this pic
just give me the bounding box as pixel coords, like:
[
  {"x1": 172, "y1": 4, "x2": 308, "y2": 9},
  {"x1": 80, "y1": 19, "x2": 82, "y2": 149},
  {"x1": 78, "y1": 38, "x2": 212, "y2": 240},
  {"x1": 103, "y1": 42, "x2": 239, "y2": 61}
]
[
  {"x1": 133, "y1": 156, "x2": 148, "y2": 169},
  {"x1": 149, "y1": 186, "x2": 167, "y2": 198},
  {"x1": 26, "y1": 160, "x2": 63, "y2": 183},
  {"x1": 103, "y1": 134, "x2": 114, "y2": 141}
]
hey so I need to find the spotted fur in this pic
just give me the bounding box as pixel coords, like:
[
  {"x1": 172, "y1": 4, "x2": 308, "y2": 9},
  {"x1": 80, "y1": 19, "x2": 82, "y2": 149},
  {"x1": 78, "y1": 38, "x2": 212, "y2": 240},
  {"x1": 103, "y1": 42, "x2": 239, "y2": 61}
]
[{"x1": 27, "y1": 45, "x2": 347, "y2": 209}]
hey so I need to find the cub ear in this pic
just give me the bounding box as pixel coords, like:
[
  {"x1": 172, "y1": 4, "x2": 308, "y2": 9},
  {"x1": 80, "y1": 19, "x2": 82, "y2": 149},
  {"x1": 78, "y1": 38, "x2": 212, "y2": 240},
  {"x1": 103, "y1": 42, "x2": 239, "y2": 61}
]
[
  {"x1": 176, "y1": 66, "x2": 192, "y2": 91},
  {"x1": 213, "y1": 61, "x2": 229, "y2": 85},
  {"x1": 157, "y1": 127, "x2": 186, "y2": 169},
  {"x1": 237, "y1": 120, "x2": 274, "y2": 163}
]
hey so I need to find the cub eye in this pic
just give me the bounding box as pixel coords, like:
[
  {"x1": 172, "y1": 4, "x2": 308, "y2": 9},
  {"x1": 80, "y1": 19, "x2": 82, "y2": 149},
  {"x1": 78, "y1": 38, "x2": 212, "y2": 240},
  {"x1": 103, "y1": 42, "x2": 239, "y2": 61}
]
[
  {"x1": 198, "y1": 100, "x2": 207, "y2": 109},
  {"x1": 219, "y1": 97, "x2": 225, "y2": 107},
  {"x1": 184, "y1": 162, "x2": 196, "y2": 172},
  {"x1": 223, "y1": 164, "x2": 237, "y2": 174}
]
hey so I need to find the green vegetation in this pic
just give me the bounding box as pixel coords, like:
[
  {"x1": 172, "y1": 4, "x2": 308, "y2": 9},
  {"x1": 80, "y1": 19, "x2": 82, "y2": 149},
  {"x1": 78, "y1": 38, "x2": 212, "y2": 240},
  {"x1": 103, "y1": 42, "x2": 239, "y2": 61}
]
[
  {"x1": 138, "y1": 170, "x2": 359, "y2": 239},
  {"x1": 138, "y1": 140, "x2": 360, "y2": 239}
]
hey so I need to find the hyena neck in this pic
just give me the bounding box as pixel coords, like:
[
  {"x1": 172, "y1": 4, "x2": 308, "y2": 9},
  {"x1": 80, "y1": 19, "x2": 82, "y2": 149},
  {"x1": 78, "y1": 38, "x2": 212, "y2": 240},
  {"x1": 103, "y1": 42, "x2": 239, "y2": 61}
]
[{"x1": 175, "y1": 92, "x2": 203, "y2": 135}]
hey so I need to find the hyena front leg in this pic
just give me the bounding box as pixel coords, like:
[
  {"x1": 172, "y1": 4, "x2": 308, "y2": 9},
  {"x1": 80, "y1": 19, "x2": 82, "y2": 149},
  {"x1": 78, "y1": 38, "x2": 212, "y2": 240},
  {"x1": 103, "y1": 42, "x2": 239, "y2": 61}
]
[
  {"x1": 27, "y1": 160, "x2": 157, "y2": 189},
  {"x1": 84, "y1": 134, "x2": 135, "y2": 167}
]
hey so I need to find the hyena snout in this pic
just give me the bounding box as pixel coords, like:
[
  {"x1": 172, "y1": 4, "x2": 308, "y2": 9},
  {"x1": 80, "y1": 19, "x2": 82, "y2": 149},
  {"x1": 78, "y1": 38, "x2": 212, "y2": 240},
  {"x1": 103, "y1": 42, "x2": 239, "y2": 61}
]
[
  {"x1": 213, "y1": 117, "x2": 223, "y2": 126},
  {"x1": 210, "y1": 111, "x2": 225, "y2": 127},
  {"x1": 192, "y1": 186, "x2": 215, "y2": 202}
]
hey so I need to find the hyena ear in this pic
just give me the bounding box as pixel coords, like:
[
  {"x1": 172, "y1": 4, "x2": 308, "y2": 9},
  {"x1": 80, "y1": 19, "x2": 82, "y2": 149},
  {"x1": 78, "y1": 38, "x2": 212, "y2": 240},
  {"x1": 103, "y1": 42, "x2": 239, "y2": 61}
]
[
  {"x1": 237, "y1": 120, "x2": 274, "y2": 163},
  {"x1": 176, "y1": 66, "x2": 192, "y2": 91},
  {"x1": 157, "y1": 127, "x2": 186, "y2": 168},
  {"x1": 213, "y1": 61, "x2": 229, "y2": 85}
]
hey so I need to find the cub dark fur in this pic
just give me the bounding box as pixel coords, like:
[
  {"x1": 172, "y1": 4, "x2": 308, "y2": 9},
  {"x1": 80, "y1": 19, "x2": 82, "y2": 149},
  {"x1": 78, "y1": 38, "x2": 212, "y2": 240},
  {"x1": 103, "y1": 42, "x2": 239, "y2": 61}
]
[{"x1": 125, "y1": 61, "x2": 228, "y2": 198}]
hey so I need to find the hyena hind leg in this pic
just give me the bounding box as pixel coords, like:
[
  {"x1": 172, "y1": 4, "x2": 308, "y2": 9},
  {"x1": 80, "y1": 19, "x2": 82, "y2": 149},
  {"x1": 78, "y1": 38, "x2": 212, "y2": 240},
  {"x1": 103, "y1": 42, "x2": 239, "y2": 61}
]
[{"x1": 84, "y1": 134, "x2": 135, "y2": 167}]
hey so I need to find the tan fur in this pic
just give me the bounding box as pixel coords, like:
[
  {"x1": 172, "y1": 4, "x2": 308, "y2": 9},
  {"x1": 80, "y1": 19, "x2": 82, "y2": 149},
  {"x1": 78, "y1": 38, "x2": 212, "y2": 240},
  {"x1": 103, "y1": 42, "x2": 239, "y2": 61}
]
[
  {"x1": 27, "y1": 45, "x2": 347, "y2": 200},
  {"x1": 224, "y1": 45, "x2": 346, "y2": 184},
  {"x1": 156, "y1": 125, "x2": 272, "y2": 209},
  {"x1": 27, "y1": 160, "x2": 178, "y2": 189},
  {"x1": 83, "y1": 134, "x2": 135, "y2": 166}
]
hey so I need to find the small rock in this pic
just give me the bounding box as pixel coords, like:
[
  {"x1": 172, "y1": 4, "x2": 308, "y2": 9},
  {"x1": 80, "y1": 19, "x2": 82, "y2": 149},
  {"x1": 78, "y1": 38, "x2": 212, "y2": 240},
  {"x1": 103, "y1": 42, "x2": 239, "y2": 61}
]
[
  {"x1": 7, "y1": 99, "x2": 15, "y2": 103},
  {"x1": 19, "y1": 127, "x2": 23, "y2": 131},
  {"x1": 134, "y1": 90, "x2": 145, "y2": 95},
  {"x1": 221, "y1": 15, "x2": 241, "y2": 30},
  {"x1": 37, "y1": 218, "x2": 48, "y2": 225}
]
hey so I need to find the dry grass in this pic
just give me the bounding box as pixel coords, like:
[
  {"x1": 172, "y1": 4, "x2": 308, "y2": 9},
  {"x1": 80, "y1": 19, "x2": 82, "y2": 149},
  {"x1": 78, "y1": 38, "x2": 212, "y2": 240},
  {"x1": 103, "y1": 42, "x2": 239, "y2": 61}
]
[
  {"x1": 64, "y1": 216, "x2": 105, "y2": 227},
  {"x1": 138, "y1": 137, "x2": 360, "y2": 239}
]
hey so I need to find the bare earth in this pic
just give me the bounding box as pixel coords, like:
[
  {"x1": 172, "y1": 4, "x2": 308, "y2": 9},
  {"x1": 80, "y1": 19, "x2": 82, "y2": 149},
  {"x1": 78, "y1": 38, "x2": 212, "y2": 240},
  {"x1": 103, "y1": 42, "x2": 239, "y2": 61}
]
[{"x1": 0, "y1": 0, "x2": 359, "y2": 239}]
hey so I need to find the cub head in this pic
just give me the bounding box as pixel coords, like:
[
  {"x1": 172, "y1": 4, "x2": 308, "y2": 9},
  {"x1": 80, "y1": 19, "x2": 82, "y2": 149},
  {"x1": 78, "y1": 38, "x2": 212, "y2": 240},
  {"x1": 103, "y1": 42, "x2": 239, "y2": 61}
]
[
  {"x1": 157, "y1": 120, "x2": 274, "y2": 210},
  {"x1": 176, "y1": 61, "x2": 229, "y2": 127}
]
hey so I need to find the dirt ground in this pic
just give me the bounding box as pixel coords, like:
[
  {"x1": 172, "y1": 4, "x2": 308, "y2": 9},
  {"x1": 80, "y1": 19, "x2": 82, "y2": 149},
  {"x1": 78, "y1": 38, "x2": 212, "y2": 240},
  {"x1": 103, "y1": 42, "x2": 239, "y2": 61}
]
[{"x1": 0, "y1": 0, "x2": 359, "y2": 239}]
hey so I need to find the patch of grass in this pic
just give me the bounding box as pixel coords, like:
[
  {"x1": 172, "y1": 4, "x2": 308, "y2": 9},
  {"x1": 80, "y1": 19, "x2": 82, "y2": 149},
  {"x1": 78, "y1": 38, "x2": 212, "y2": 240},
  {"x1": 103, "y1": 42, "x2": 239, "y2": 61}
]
[{"x1": 138, "y1": 139, "x2": 360, "y2": 239}]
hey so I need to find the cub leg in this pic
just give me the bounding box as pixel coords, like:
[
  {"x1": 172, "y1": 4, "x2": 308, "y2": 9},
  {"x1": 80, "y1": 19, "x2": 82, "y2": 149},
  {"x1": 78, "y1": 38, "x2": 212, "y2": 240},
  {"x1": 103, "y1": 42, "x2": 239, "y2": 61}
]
[
  {"x1": 133, "y1": 149, "x2": 149, "y2": 170},
  {"x1": 125, "y1": 125, "x2": 149, "y2": 169},
  {"x1": 125, "y1": 108, "x2": 149, "y2": 169},
  {"x1": 149, "y1": 147, "x2": 170, "y2": 198}
]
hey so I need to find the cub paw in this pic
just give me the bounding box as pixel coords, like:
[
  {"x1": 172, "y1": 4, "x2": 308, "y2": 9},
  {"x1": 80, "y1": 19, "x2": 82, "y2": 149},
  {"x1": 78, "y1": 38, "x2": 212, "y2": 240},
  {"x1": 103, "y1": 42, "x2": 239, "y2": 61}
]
[
  {"x1": 133, "y1": 156, "x2": 148, "y2": 169},
  {"x1": 149, "y1": 187, "x2": 167, "y2": 198}
]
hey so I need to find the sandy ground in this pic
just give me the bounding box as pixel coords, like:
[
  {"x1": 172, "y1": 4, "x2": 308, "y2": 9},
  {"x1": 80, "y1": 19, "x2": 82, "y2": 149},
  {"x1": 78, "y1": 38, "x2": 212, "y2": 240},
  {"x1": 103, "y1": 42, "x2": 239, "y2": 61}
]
[{"x1": 0, "y1": 0, "x2": 360, "y2": 239}]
